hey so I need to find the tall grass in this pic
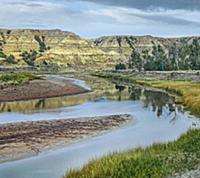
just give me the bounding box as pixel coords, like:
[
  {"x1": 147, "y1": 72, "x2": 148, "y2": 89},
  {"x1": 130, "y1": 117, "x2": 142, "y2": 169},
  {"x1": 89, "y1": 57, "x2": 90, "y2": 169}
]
[
  {"x1": 140, "y1": 80, "x2": 200, "y2": 116},
  {"x1": 64, "y1": 71, "x2": 200, "y2": 178},
  {"x1": 94, "y1": 72, "x2": 200, "y2": 116},
  {"x1": 66, "y1": 129, "x2": 200, "y2": 178}
]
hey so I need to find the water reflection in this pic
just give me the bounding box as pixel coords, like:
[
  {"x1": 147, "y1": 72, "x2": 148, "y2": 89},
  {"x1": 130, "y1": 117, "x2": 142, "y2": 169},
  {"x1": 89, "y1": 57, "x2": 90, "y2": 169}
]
[
  {"x1": 0, "y1": 75, "x2": 119, "y2": 113},
  {"x1": 115, "y1": 84, "x2": 126, "y2": 101},
  {"x1": 0, "y1": 75, "x2": 197, "y2": 178},
  {"x1": 114, "y1": 84, "x2": 183, "y2": 120},
  {"x1": 0, "y1": 75, "x2": 183, "y2": 117},
  {"x1": 0, "y1": 93, "x2": 97, "y2": 113}
]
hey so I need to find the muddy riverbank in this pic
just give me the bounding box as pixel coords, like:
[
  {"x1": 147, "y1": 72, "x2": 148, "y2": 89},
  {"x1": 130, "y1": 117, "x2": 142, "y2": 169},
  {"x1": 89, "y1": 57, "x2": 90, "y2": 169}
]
[
  {"x1": 0, "y1": 114, "x2": 131, "y2": 163},
  {"x1": 0, "y1": 76, "x2": 90, "y2": 102}
]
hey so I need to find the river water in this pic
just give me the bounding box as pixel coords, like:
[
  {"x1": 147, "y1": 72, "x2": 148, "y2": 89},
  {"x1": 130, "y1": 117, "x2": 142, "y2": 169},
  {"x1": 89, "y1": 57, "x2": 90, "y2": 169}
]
[{"x1": 0, "y1": 75, "x2": 199, "y2": 178}]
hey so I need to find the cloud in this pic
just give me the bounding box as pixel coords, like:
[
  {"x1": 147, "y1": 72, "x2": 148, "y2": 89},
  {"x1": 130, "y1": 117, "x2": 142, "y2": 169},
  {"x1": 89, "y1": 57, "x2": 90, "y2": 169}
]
[
  {"x1": 80, "y1": 0, "x2": 200, "y2": 10},
  {"x1": 0, "y1": 0, "x2": 199, "y2": 37},
  {"x1": 7, "y1": 1, "x2": 44, "y2": 7},
  {"x1": 87, "y1": 7, "x2": 200, "y2": 26},
  {"x1": 132, "y1": 14, "x2": 200, "y2": 27}
]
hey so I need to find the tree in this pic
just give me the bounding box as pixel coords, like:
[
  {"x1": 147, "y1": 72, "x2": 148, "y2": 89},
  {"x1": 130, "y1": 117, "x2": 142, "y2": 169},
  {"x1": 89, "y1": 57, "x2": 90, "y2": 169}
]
[
  {"x1": 129, "y1": 38, "x2": 200, "y2": 71},
  {"x1": 129, "y1": 48, "x2": 142, "y2": 71},
  {"x1": 189, "y1": 39, "x2": 200, "y2": 70},
  {"x1": 178, "y1": 44, "x2": 191, "y2": 70},
  {"x1": 168, "y1": 44, "x2": 179, "y2": 70},
  {"x1": 152, "y1": 44, "x2": 167, "y2": 71},
  {"x1": 143, "y1": 44, "x2": 167, "y2": 71},
  {"x1": 144, "y1": 56, "x2": 155, "y2": 71},
  {"x1": 142, "y1": 49, "x2": 155, "y2": 71}
]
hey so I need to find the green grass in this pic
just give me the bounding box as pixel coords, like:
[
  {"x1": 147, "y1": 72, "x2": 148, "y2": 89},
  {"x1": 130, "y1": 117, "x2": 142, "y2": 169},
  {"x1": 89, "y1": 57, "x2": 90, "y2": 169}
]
[
  {"x1": 64, "y1": 71, "x2": 200, "y2": 178},
  {"x1": 136, "y1": 80, "x2": 200, "y2": 116},
  {"x1": 94, "y1": 71, "x2": 200, "y2": 116},
  {"x1": 0, "y1": 72, "x2": 43, "y2": 87},
  {"x1": 66, "y1": 129, "x2": 200, "y2": 178}
]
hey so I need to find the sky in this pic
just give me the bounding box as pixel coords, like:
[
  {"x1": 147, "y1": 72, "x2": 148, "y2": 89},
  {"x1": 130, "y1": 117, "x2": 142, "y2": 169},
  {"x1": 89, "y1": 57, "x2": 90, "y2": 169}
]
[{"x1": 0, "y1": 0, "x2": 200, "y2": 38}]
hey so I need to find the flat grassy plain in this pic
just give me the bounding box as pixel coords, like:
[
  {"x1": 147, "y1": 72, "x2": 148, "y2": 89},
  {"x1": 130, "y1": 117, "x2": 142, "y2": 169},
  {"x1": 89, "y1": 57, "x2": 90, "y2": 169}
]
[{"x1": 65, "y1": 71, "x2": 200, "y2": 178}]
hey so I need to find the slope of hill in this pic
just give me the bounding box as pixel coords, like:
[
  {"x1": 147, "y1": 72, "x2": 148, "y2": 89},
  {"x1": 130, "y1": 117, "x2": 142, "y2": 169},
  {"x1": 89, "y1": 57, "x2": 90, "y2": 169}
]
[
  {"x1": 0, "y1": 29, "x2": 119, "y2": 69},
  {"x1": 91, "y1": 35, "x2": 198, "y2": 55},
  {"x1": 90, "y1": 35, "x2": 200, "y2": 70},
  {"x1": 0, "y1": 29, "x2": 199, "y2": 70},
  {"x1": 36, "y1": 34, "x2": 119, "y2": 69}
]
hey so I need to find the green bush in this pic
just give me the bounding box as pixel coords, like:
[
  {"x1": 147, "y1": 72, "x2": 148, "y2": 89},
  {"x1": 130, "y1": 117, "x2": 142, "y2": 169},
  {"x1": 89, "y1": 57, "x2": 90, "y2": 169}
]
[
  {"x1": 115, "y1": 63, "x2": 126, "y2": 70},
  {"x1": 6, "y1": 55, "x2": 17, "y2": 64},
  {"x1": 21, "y1": 50, "x2": 38, "y2": 66},
  {"x1": 0, "y1": 73, "x2": 42, "y2": 86}
]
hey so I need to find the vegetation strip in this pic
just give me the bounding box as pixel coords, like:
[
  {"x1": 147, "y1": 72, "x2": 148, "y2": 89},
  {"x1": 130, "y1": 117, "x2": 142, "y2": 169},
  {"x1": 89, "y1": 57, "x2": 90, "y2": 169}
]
[
  {"x1": 0, "y1": 72, "x2": 42, "y2": 88},
  {"x1": 0, "y1": 114, "x2": 131, "y2": 163},
  {"x1": 94, "y1": 71, "x2": 200, "y2": 116},
  {"x1": 65, "y1": 72, "x2": 200, "y2": 178}
]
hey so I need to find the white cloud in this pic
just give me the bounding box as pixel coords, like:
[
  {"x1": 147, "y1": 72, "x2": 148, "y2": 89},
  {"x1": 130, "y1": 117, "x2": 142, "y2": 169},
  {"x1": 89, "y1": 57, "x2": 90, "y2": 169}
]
[{"x1": 0, "y1": 0, "x2": 199, "y2": 37}]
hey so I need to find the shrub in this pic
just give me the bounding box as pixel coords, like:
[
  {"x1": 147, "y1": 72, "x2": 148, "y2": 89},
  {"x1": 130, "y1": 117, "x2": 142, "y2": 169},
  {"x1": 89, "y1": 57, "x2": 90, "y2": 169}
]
[
  {"x1": 6, "y1": 55, "x2": 17, "y2": 64},
  {"x1": 21, "y1": 50, "x2": 38, "y2": 66},
  {"x1": 115, "y1": 63, "x2": 126, "y2": 70}
]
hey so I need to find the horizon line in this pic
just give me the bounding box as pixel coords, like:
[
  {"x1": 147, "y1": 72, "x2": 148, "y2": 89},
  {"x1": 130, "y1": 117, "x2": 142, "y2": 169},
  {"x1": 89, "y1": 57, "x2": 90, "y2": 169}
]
[{"x1": 0, "y1": 27, "x2": 199, "y2": 39}]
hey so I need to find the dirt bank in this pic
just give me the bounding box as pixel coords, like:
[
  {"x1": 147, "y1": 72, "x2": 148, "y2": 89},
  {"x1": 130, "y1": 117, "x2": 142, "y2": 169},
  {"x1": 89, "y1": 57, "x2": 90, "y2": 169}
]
[
  {"x1": 0, "y1": 114, "x2": 131, "y2": 163},
  {"x1": 0, "y1": 76, "x2": 90, "y2": 102}
]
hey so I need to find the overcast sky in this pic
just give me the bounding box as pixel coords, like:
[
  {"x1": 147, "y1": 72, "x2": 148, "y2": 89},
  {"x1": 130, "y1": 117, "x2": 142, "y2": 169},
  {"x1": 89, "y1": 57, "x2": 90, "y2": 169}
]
[{"x1": 0, "y1": 0, "x2": 200, "y2": 38}]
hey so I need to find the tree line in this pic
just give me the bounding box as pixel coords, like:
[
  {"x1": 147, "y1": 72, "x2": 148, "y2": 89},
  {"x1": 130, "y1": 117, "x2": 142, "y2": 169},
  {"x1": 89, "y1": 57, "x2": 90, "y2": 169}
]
[{"x1": 116, "y1": 39, "x2": 200, "y2": 71}]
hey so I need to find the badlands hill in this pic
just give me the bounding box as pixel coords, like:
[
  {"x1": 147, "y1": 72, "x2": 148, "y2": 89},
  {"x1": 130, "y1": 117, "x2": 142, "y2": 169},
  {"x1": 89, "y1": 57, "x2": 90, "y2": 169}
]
[{"x1": 0, "y1": 29, "x2": 199, "y2": 69}]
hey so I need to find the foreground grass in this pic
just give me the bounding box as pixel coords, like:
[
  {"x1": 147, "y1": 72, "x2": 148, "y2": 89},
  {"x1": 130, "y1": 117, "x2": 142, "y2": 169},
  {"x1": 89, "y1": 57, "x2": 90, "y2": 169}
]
[
  {"x1": 0, "y1": 72, "x2": 42, "y2": 87},
  {"x1": 65, "y1": 71, "x2": 200, "y2": 178},
  {"x1": 67, "y1": 129, "x2": 200, "y2": 178}
]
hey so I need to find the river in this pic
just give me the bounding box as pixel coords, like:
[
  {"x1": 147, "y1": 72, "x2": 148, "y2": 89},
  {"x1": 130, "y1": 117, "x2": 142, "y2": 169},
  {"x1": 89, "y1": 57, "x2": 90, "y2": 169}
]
[{"x1": 0, "y1": 75, "x2": 199, "y2": 178}]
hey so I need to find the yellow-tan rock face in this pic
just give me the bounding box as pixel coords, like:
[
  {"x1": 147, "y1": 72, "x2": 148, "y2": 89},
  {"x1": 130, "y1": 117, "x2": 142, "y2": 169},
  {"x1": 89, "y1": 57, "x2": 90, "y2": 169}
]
[
  {"x1": 0, "y1": 29, "x2": 199, "y2": 69},
  {"x1": 0, "y1": 29, "x2": 120, "y2": 68}
]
